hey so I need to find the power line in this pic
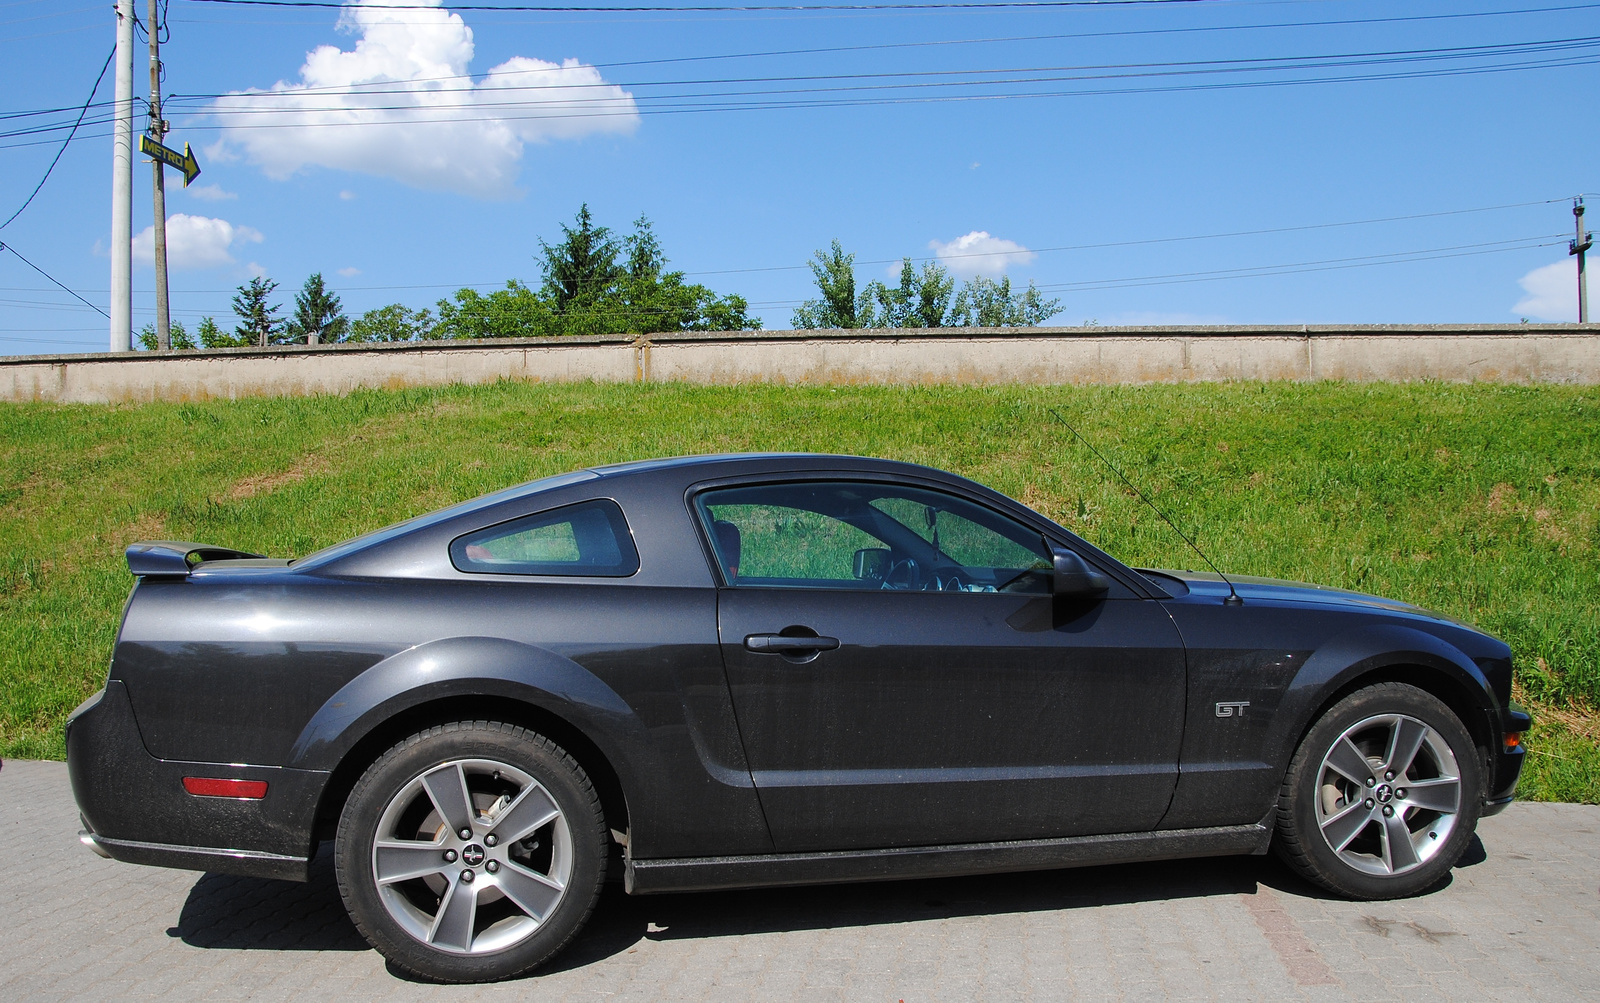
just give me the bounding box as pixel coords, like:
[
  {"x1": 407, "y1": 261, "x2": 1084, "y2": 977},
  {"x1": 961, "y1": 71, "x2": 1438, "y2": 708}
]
[
  {"x1": 0, "y1": 46, "x2": 113, "y2": 231},
  {"x1": 5, "y1": 36, "x2": 1587, "y2": 148},
  {"x1": 0, "y1": 241, "x2": 109, "y2": 318},
  {"x1": 180, "y1": 0, "x2": 1224, "y2": 12}
]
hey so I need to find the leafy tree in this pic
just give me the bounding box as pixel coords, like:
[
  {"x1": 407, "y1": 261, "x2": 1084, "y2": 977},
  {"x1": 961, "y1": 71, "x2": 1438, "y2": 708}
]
[
  {"x1": 792, "y1": 241, "x2": 875, "y2": 329},
  {"x1": 862, "y1": 259, "x2": 956, "y2": 329},
  {"x1": 197, "y1": 316, "x2": 250, "y2": 348},
  {"x1": 435, "y1": 281, "x2": 552, "y2": 340},
  {"x1": 431, "y1": 208, "x2": 758, "y2": 339},
  {"x1": 137, "y1": 320, "x2": 195, "y2": 350},
  {"x1": 948, "y1": 276, "x2": 1062, "y2": 327},
  {"x1": 285, "y1": 273, "x2": 349, "y2": 344},
  {"x1": 231, "y1": 277, "x2": 284, "y2": 347},
  {"x1": 350, "y1": 303, "x2": 438, "y2": 342}
]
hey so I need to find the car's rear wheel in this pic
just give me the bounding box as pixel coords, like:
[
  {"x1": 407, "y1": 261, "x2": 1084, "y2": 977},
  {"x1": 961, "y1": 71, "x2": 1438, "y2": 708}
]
[
  {"x1": 1274, "y1": 682, "x2": 1482, "y2": 899},
  {"x1": 334, "y1": 721, "x2": 607, "y2": 983}
]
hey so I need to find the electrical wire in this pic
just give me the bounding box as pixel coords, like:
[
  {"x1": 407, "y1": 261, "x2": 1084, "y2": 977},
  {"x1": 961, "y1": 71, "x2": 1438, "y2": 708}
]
[
  {"x1": 180, "y1": 0, "x2": 1226, "y2": 12},
  {"x1": 0, "y1": 46, "x2": 114, "y2": 231},
  {"x1": 0, "y1": 241, "x2": 110, "y2": 318}
]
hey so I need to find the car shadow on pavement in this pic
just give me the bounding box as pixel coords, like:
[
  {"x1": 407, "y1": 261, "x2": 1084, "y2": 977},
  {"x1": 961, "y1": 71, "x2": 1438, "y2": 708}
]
[{"x1": 169, "y1": 836, "x2": 1489, "y2": 975}]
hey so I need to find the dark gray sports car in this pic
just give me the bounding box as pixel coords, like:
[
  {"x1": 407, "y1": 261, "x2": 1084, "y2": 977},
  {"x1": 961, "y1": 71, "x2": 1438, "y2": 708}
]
[{"x1": 67, "y1": 453, "x2": 1527, "y2": 982}]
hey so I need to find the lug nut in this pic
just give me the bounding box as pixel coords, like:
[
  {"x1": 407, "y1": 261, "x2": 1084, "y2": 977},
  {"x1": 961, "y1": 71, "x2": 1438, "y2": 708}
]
[
  {"x1": 442, "y1": 849, "x2": 458, "y2": 863},
  {"x1": 460, "y1": 869, "x2": 474, "y2": 883},
  {"x1": 485, "y1": 860, "x2": 500, "y2": 873},
  {"x1": 1365, "y1": 777, "x2": 1376, "y2": 788},
  {"x1": 1382, "y1": 805, "x2": 1394, "y2": 817},
  {"x1": 1396, "y1": 788, "x2": 1407, "y2": 799},
  {"x1": 1364, "y1": 798, "x2": 1375, "y2": 809},
  {"x1": 485, "y1": 834, "x2": 497, "y2": 847},
  {"x1": 1384, "y1": 770, "x2": 1394, "y2": 781},
  {"x1": 459, "y1": 828, "x2": 473, "y2": 840}
]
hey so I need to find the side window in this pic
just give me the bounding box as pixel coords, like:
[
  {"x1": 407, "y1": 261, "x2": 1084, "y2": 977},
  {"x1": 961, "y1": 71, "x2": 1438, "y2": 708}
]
[
  {"x1": 697, "y1": 481, "x2": 1050, "y2": 593},
  {"x1": 450, "y1": 499, "x2": 639, "y2": 577}
]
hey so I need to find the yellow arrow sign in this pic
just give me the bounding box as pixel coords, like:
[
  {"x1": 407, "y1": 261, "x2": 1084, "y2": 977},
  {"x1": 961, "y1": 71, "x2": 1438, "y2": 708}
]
[{"x1": 139, "y1": 134, "x2": 201, "y2": 187}]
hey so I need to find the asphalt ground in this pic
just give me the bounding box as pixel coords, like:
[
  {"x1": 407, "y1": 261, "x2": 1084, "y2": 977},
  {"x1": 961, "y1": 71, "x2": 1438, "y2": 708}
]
[{"x1": 2, "y1": 758, "x2": 1596, "y2": 1002}]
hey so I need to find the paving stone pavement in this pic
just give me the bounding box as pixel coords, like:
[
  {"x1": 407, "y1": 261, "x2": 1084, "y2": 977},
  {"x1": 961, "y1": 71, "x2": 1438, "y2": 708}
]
[{"x1": 2, "y1": 758, "x2": 1596, "y2": 1002}]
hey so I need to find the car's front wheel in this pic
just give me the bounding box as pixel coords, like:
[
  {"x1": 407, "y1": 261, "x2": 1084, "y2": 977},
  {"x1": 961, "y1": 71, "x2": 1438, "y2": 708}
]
[
  {"x1": 1275, "y1": 682, "x2": 1482, "y2": 899},
  {"x1": 334, "y1": 721, "x2": 607, "y2": 983}
]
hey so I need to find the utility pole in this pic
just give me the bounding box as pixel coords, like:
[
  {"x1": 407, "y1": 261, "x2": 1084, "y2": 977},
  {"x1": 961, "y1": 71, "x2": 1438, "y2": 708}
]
[
  {"x1": 147, "y1": 0, "x2": 172, "y2": 349},
  {"x1": 1573, "y1": 198, "x2": 1592, "y2": 324},
  {"x1": 109, "y1": 0, "x2": 134, "y2": 352}
]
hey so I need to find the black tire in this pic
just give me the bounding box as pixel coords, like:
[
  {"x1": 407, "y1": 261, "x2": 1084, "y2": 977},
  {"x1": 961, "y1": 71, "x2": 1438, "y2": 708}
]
[
  {"x1": 1274, "y1": 682, "x2": 1482, "y2": 900},
  {"x1": 334, "y1": 721, "x2": 607, "y2": 983}
]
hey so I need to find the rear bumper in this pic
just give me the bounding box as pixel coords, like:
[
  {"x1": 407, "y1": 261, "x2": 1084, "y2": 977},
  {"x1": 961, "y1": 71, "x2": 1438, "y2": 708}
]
[{"x1": 65, "y1": 681, "x2": 328, "y2": 881}]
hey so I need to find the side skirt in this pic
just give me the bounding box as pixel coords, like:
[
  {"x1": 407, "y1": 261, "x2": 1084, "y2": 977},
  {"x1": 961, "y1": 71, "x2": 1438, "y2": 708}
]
[{"x1": 625, "y1": 819, "x2": 1273, "y2": 895}]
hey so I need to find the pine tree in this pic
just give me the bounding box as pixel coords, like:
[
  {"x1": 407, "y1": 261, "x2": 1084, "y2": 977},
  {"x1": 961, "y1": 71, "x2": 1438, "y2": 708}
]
[
  {"x1": 231, "y1": 277, "x2": 284, "y2": 348},
  {"x1": 286, "y1": 273, "x2": 349, "y2": 344}
]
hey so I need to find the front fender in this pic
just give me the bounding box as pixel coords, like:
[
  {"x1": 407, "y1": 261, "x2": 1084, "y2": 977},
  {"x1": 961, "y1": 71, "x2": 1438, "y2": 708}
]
[
  {"x1": 286, "y1": 636, "x2": 646, "y2": 775},
  {"x1": 1272, "y1": 621, "x2": 1495, "y2": 771}
]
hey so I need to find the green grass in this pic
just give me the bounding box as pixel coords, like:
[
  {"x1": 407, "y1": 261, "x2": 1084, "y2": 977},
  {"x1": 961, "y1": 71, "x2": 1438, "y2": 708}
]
[{"x1": 1, "y1": 381, "x2": 1596, "y2": 802}]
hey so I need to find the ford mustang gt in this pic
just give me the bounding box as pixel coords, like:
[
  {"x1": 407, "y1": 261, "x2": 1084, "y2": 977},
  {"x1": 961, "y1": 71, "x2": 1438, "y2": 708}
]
[{"x1": 67, "y1": 453, "x2": 1528, "y2": 982}]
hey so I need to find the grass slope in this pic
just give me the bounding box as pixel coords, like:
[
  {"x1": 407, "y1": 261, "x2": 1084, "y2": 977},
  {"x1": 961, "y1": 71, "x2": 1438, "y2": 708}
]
[{"x1": 2, "y1": 381, "x2": 1595, "y2": 802}]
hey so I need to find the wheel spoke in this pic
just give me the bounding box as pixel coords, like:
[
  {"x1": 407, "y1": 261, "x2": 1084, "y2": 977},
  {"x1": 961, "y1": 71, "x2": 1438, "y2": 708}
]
[
  {"x1": 428, "y1": 874, "x2": 478, "y2": 952},
  {"x1": 1403, "y1": 777, "x2": 1460, "y2": 814},
  {"x1": 1323, "y1": 737, "x2": 1375, "y2": 786},
  {"x1": 1380, "y1": 812, "x2": 1421, "y2": 872},
  {"x1": 421, "y1": 763, "x2": 475, "y2": 836},
  {"x1": 1385, "y1": 718, "x2": 1430, "y2": 778},
  {"x1": 488, "y1": 783, "x2": 560, "y2": 845},
  {"x1": 495, "y1": 859, "x2": 564, "y2": 922},
  {"x1": 374, "y1": 839, "x2": 446, "y2": 885},
  {"x1": 1320, "y1": 799, "x2": 1373, "y2": 852}
]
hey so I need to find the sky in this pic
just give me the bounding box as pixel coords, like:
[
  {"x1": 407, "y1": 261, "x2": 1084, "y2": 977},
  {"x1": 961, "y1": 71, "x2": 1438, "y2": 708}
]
[{"x1": 0, "y1": 0, "x2": 1596, "y2": 355}]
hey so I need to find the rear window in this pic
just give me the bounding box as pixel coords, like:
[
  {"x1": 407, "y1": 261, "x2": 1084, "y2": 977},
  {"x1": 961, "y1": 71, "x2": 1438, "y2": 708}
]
[{"x1": 449, "y1": 499, "x2": 639, "y2": 577}]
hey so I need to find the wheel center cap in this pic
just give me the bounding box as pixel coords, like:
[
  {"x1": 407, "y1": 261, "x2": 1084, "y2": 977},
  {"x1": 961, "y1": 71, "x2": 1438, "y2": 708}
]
[
  {"x1": 1374, "y1": 783, "x2": 1394, "y2": 804},
  {"x1": 461, "y1": 843, "x2": 486, "y2": 866}
]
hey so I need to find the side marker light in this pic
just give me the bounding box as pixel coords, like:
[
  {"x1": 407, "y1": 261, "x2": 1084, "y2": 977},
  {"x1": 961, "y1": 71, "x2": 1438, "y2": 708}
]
[
  {"x1": 1503, "y1": 733, "x2": 1523, "y2": 751},
  {"x1": 183, "y1": 777, "x2": 268, "y2": 799}
]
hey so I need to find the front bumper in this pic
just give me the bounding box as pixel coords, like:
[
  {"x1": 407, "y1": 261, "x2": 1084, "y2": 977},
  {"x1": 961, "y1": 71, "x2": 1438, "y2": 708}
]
[
  {"x1": 65, "y1": 681, "x2": 329, "y2": 881},
  {"x1": 1480, "y1": 704, "x2": 1531, "y2": 818}
]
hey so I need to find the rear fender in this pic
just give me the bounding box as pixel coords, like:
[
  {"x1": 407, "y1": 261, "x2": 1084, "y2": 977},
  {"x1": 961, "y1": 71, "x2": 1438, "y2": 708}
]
[{"x1": 286, "y1": 636, "x2": 647, "y2": 785}]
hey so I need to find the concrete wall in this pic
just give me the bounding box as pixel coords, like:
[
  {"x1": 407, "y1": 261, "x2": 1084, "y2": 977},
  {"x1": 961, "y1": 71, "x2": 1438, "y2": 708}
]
[{"x1": 3, "y1": 325, "x2": 1598, "y2": 404}]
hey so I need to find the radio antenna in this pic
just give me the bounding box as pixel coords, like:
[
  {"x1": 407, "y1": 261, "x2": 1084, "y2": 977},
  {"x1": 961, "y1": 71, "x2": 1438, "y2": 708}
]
[{"x1": 1047, "y1": 407, "x2": 1243, "y2": 606}]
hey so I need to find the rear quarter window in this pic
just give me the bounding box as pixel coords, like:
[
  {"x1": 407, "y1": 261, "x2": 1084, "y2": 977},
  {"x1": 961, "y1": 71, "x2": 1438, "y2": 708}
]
[{"x1": 450, "y1": 499, "x2": 639, "y2": 577}]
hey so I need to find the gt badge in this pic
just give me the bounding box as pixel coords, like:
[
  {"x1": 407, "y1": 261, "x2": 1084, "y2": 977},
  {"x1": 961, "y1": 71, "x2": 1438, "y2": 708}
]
[{"x1": 1215, "y1": 701, "x2": 1250, "y2": 718}]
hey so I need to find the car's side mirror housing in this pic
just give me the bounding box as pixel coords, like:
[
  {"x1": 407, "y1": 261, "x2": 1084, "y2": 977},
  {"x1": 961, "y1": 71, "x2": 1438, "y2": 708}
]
[
  {"x1": 1052, "y1": 547, "x2": 1112, "y2": 597},
  {"x1": 853, "y1": 547, "x2": 891, "y2": 581}
]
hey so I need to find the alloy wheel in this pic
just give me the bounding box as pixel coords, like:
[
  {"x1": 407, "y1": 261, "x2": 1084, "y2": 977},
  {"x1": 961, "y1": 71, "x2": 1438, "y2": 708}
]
[
  {"x1": 1313, "y1": 712, "x2": 1463, "y2": 877},
  {"x1": 370, "y1": 758, "x2": 572, "y2": 955}
]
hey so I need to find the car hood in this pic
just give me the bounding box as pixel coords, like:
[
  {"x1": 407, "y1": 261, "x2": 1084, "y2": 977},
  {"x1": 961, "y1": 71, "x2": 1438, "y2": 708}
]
[{"x1": 1143, "y1": 568, "x2": 1476, "y2": 628}]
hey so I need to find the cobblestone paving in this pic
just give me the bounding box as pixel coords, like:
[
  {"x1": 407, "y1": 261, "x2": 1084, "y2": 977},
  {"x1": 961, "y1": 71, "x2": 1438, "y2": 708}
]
[{"x1": 3, "y1": 759, "x2": 1596, "y2": 1002}]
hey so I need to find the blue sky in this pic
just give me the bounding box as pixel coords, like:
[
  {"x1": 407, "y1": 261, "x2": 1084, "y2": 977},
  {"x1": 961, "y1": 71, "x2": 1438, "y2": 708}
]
[{"x1": 0, "y1": 0, "x2": 1596, "y2": 354}]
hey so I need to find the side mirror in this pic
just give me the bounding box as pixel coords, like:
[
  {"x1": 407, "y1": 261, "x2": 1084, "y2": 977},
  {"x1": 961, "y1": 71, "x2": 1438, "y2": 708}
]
[
  {"x1": 853, "y1": 547, "x2": 891, "y2": 581},
  {"x1": 1052, "y1": 547, "x2": 1111, "y2": 597}
]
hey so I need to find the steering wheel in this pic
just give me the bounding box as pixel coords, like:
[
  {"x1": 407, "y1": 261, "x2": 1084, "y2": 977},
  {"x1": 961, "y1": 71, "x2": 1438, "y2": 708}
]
[
  {"x1": 882, "y1": 557, "x2": 922, "y2": 591},
  {"x1": 936, "y1": 572, "x2": 967, "y2": 593}
]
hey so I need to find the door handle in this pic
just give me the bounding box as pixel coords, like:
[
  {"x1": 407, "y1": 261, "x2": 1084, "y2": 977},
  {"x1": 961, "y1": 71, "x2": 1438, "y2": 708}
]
[{"x1": 744, "y1": 633, "x2": 841, "y2": 654}]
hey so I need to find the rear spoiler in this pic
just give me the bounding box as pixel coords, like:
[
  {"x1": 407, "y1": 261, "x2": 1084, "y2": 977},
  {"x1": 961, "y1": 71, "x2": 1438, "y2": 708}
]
[{"x1": 125, "y1": 540, "x2": 266, "y2": 578}]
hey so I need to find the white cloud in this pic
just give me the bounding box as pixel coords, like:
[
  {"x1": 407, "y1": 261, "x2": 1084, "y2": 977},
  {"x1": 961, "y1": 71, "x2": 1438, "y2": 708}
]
[
  {"x1": 211, "y1": 0, "x2": 639, "y2": 198},
  {"x1": 337, "y1": 266, "x2": 362, "y2": 277},
  {"x1": 245, "y1": 261, "x2": 269, "y2": 279},
  {"x1": 132, "y1": 214, "x2": 264, "y2": 270},
  {"x1": 339, "y1": 190, "x2": 357, "y2": 200},
  {"x1": 185, "y1": 183, "x2": 237, "y2": 201},
  {"x1": 1513, "y1": 260, "x2": 1579, "y2": 322},
  {"x1": 929, "y1": 230, "x2": 1037, "y2": 276}
]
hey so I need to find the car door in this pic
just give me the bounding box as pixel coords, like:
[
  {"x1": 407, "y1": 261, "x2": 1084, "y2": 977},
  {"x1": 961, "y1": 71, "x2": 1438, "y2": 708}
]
[{"x1": 697, "y1": 477, "x2": 1188, "y2": 853}]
